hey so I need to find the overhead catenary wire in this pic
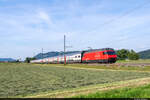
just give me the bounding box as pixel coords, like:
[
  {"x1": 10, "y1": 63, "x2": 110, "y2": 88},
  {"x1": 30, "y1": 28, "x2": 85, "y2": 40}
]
[
  {"x1": 90, "y1": 0, "x2": 150, "y2": 32},
  {"x1": 86, "y1": 0, "x2": 150, "y2": 48}
]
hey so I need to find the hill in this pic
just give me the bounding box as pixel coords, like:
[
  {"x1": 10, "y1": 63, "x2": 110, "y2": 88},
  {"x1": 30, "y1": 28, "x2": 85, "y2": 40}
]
[
  {"x1": 0, "y1": 58, "x2": 16, "y2": 62},
  {"x1": 34, "y1": 51, "x2": 80, "y2": 59},
  {"x1": 138, "y1": 49, "x2": 150, "y2": 59}
]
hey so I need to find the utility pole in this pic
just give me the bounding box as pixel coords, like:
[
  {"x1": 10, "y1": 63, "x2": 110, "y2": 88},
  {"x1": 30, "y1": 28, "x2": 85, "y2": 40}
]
[
  {"x1": 64, "y1": 35, "x2": 66, "y2": 65},
  {"x1": 63, "y1": 35, "x2": 72, "y2": 65},
  {"x1": 88, "y1": 47, "x2": 92, "y2": 50},
  {"x1": 42, "y1": 48, "x2": 44, "y2": 59},
  {"x1": 33, "y1": 52, "x2": 35, "y2": 58},
  {"x1": 42, "y1": 48, "x2": 43, "y2": 63}
]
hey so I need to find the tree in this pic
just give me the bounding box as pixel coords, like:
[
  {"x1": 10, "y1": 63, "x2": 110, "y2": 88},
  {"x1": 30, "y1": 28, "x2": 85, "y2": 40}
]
[
  {"x1": 16, "y1": 59, "x2": 20, "y2": 63},
  {"x1": 116, "y1": 49, "x2": 130, "y2": 60},
  {"x1": 25, "y1": 57, "x2": 36, "y2": 63},
  {"x1": 116, "y1": 49, "x2": 139, "y2": 60},
  {"x1": 128, "y1": 49, "x2": 139, "y2": 60}
]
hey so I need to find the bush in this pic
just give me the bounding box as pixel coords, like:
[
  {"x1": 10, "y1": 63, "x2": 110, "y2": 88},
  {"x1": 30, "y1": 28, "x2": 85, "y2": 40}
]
[
  {"x1": 128, "y1": 50, "x2": 139, "y2": 60},
  {"x1": 25, "y1": 57, "x2": 36, "y2": 63},
  {"x1": 116, "y1": 49, "x2": 139, "y2": 60},
  {"x1": 116, "y1": 49, "x2": 130, "y2": 60}
]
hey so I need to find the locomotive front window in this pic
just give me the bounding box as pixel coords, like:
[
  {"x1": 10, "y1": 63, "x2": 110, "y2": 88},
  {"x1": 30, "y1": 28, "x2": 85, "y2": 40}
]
[
  {"x1": 103, "y1": 51, "x2": 116, "y2": 55},
  {"x1": 107, "y1": 51, "x2": 116, "y2": 55}
]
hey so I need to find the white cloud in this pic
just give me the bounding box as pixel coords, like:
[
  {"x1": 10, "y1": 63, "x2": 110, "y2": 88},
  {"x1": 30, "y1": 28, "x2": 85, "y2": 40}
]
[{"x1": 37, "y1": 11, "x2": 53, "y2": 25}]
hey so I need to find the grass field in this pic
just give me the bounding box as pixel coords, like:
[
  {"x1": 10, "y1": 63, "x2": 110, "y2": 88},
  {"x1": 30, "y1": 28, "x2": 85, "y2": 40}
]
[
  {"x1": 1, "y1": 63, "x2": 150, "y2": 98},
  {"x1": 74, "y1": 83, "x2": 150, "y2": 98}
]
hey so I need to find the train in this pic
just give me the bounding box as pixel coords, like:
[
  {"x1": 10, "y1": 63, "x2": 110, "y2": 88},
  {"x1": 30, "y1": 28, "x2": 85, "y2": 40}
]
[{"x1": 31, "y1": 48, "x2": 117, "y2": 64}]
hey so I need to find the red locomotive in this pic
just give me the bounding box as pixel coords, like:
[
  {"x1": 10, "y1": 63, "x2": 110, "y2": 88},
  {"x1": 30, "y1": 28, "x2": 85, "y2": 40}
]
[{"x1": 82, "y1": 48, "x2": 117, "y2": 63}]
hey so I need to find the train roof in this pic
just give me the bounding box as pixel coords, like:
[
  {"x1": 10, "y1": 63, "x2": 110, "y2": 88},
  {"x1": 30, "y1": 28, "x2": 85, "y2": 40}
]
[
  {"x1": 83, "y1": 48, "x2": 115, "y2": 53},
  {"x1": 43, "y1": 51, "x2": 82, "y2": 59},
  {"x1": 55, "y1": 51, "x2": 81, "y2": 57}
]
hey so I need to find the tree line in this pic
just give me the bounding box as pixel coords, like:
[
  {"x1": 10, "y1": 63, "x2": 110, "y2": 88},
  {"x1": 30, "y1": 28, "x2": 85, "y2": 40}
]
[
  {"x1": 25, "y1": 57, "x2": 36, "y2": 63},
  {"x1": 116, "y1": 49, "x2": 139, "y2": 60}
]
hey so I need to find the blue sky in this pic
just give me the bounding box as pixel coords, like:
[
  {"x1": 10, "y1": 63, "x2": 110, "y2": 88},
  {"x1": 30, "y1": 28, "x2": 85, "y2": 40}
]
[{"x1": 0, "y1": 0, "x2": 150, "y2": 60}]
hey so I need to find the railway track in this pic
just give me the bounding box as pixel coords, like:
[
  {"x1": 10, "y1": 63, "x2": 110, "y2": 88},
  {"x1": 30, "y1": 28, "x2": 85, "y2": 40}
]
[{"x1": 85, "y1": 63, "x2": 150, "y2": 67}]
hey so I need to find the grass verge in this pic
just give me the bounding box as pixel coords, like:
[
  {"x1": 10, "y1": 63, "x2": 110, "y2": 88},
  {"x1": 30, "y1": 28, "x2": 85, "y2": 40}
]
[{"x1": 73, "y1": 82, "x2": 150, "y2": 98}]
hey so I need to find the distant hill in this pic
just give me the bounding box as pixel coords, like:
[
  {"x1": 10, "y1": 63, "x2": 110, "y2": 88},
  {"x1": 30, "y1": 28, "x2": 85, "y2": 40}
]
[
  {"x1": 0, "y1": 58, "x2": 16, "y2": 62},
  {"x1": 138, "y1": 49, "x2": 150, "y2": 59},
  {"x1": 34, "y1": 51, "x2": 80, "y2": 59}
]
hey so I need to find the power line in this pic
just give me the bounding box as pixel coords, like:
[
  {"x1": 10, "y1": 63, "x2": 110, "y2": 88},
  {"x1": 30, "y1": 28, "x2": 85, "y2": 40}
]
[{"x1": 91, "y1": 1, "x2": 150, "y2": 31}]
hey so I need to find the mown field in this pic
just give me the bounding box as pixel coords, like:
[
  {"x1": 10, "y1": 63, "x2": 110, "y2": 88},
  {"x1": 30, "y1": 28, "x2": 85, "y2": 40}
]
[{"x1": 1, "y1": 63, "x2": 150, "y2": 98}]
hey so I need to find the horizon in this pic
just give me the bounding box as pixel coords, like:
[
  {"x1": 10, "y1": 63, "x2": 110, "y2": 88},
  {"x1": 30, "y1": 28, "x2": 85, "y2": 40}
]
[
  {"x1": 0, "y1": 0, "x2": 150, "y2": 60},
  {"x1": 0, "y1": 48, "x2": 149, "y2": 61}
]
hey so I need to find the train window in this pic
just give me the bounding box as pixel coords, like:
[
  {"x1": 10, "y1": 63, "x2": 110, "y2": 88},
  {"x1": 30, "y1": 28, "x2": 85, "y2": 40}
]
[
  {"x1": 103, "y1": 52, "x2": 107, "y2": 55},
  {"x1": 75, "y1": 56, "x2": 77, "y2": 58},
  {"x1": 78, "y1": 56, "x2": 80, "y2": 58}
]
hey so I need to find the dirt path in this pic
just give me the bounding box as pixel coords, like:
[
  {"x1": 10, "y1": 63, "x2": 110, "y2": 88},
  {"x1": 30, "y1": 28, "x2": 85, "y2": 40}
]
[{"x1": 26, "y1": 77, "x2": 150, "y2": 98}]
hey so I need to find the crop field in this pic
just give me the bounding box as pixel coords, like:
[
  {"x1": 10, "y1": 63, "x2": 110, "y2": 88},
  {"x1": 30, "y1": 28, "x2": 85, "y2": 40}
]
[{"x1": 1, "y1": 63, "x2": 150, "y2": 98}]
